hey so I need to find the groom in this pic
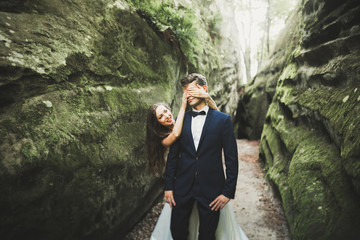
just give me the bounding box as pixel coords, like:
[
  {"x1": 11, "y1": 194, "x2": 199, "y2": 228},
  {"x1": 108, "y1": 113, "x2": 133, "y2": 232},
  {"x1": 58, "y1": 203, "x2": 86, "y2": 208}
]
[{"x1": 164, "y1": 73, "x2": 238, "y2": 240}]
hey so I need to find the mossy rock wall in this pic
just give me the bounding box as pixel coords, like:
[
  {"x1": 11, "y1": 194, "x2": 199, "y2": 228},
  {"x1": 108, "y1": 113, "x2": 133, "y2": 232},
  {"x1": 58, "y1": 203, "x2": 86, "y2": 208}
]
[
  {"x1": 0, "y1": 1, "x2": 177, "y2": 239},
  {"x1": 249, "y1": 0, "x2": 360, "y2": 239},
  {"x1": 0, "y1": 1, "x2": 179, "y2": 239},
  {"x1": 0, "y1": 0, "x2": 243, "y2": 239}
]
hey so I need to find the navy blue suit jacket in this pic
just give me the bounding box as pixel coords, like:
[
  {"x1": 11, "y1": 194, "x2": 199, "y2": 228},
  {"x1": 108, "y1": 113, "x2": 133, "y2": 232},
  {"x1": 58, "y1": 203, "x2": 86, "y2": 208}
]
[{"x1": 164, "y1": 108, "x2": 238, "y2": 200}]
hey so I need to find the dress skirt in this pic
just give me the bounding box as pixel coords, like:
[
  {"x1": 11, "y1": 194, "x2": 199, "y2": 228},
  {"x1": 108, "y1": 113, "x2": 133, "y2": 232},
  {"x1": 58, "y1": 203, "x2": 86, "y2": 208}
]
[{"x1": 150, "y1": 202, "x2": 248, "y2": 240}]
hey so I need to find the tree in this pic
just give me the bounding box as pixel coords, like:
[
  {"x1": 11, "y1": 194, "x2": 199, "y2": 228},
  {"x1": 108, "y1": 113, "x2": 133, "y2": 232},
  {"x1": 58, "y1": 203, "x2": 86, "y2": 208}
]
[{"x1": 257, "y1": 0, "x2": 297, "y2": 70}]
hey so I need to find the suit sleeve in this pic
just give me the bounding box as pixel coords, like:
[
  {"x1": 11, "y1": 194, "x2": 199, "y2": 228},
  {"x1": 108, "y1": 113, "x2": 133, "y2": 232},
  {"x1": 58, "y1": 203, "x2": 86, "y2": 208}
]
[
  {"x1": 221, "y1": 115, "x2": 239, "y2": 199},
  {"x1": 164, "y1": 138, "x2": 180, "y2": 191}
]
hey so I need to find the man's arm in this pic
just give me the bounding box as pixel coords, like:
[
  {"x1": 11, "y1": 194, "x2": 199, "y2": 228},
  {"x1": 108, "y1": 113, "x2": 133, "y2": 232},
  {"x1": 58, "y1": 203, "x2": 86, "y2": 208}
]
[
  {"x1": 164, "y1": 138, "x2": 180, "y2": 208},
  {"x1": 221, "y1": 115, "x2": 239, "y2": 198},
  {"x1": 210, "y1": 115, "x2": 238, "y2": 211}
]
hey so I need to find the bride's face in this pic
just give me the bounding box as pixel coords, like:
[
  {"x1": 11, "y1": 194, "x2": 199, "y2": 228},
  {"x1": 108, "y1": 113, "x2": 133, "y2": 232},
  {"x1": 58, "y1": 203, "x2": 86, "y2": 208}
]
[{"x1": 155, "y1": 105, "x2": 174, "y2": 127}]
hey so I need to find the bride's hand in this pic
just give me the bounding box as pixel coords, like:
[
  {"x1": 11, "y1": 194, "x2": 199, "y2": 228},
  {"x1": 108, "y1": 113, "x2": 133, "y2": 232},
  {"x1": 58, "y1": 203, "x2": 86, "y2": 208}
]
[
  {"x1": 164, "y1": 190, "x2": 176, "y2": 208},
  {"x1": 181, "y1": 90, "x2": 188, "y2": 106},
  {"x1": 209, "y1": 194, "x2": 230, "y2": 211},
  {"x1": 187, "y1": 84, "x2": 209, "y2": 101}
]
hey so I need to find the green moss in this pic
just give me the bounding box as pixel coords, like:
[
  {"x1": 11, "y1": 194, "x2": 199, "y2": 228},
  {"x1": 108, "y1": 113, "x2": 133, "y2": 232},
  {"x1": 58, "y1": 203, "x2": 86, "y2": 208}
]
[
  {"x1": 291, "y1": 45, "x2": 302, "y2": 59},
  {"x1": 279, "y1": 63, "x2": 298, "y2": 82},
  {"x1": 0, "y1": 0, "x2": 185, "y2": 238},
  {"x1": 298, "y1": 87, "x2": 360, "y2": 155},
  {"x1": 20, "y1": 140, "x2": 40, "y2": 163},
  {"x1": 275, "y1": 63, "x2": 300, "y2": 106},
  {"x1": 261, "y1": 99, "x2": 360, "y2": 239},
  {"x1": 297, "y1": 86, "x2": 360, "y2": 181},
  {"x1": 124, "y1": 54, "x2": 160, "y2": 80},
  {"x1": 123, "y1": 0, "x2": 219, "y2": 69},
  {"x1": 0, "y1": 79, "x2": 167, "y2": 238}
]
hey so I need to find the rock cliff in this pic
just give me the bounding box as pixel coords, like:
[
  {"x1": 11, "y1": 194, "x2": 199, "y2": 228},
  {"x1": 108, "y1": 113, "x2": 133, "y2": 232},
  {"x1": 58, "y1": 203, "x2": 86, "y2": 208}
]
[
  {"x1": 236, "y1": 0, "x2": 360, "y2": 239},
  {"x1": 0, "y1": 0, "x2": 243, "y2": 239}
]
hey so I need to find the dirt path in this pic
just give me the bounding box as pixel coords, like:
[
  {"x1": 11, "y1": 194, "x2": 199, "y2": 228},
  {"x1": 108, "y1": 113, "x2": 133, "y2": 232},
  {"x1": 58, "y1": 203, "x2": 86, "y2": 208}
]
[
  {"x1": 234, "y1": 139, "x2": 290, "y2": 239},
  {"x1": 125, "y1": 139, "x2": 290, "y2": 240}
]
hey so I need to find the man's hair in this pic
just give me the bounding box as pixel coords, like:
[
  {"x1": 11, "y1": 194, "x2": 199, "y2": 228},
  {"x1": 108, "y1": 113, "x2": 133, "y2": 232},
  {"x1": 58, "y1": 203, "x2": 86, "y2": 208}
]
[{"x1": 180, "y1": 73, "x2": 207, "y2": 87}]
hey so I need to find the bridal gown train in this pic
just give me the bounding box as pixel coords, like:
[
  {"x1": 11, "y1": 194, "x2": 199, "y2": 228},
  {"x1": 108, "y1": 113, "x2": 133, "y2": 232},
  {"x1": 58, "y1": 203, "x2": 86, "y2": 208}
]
[{"x1": 150, "y1": 202, "x2": 248, "y2": 240}]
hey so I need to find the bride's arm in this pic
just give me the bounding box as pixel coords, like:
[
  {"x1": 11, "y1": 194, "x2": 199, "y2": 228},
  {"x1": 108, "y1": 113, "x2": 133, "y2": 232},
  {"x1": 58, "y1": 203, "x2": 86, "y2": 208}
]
[
  {"x1": 187, "y1": 85, "x2": 219, "y2": 111},
  {"x1": 205, "y1": 95, "x2": 219, "y2": 111},
  {"x1": 161, "y1": 92, "x2": 187, "y2": 147}
]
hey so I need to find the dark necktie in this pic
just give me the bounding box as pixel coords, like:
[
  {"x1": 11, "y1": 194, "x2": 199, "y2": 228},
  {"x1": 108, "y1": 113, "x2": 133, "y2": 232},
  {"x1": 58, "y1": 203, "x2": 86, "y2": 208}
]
[{"x1": 192, "y1": 110, "x2": 206, "y2": 118}]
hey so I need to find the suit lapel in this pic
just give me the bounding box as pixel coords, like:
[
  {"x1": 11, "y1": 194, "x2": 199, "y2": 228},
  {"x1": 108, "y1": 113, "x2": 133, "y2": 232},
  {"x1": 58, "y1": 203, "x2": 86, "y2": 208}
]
[
  {"x1": 184, "y1": 112, "x2": 197, "y2": 153},
  {"x1": 197, "y1": 108, "x2": 213, "y2": 152}
]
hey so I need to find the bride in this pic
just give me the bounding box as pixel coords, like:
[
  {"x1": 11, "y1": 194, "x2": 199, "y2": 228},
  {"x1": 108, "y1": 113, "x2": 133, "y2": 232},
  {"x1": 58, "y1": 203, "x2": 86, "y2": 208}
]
[{"x1": 146, "y1": 86, "x2": 248, "y2": 240}]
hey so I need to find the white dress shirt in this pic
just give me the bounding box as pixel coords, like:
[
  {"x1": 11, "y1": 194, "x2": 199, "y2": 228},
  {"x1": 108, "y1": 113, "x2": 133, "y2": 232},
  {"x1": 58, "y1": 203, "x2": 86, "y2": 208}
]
[{"x1": 191, "y1": 105, "x2": 209, "y2": 151}]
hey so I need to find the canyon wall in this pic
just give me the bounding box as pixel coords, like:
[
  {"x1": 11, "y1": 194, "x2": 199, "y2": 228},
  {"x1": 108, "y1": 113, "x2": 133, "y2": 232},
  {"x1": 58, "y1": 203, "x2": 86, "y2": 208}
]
[
  {"x1": 0, "y1": 0, "x2": 243, "y2": 239},
  {"x1": 236, "y1": 0, "x2": 360, "y2": 238}
]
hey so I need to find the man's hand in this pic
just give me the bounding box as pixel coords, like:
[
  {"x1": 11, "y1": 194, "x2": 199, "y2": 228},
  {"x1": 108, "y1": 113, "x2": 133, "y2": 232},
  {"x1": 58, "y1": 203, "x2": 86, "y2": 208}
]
[
  {"x1": 209, "y1": 194, "x2": 230, "y2": 211},
  {"x1": 164, "y1": 190, "x2": 176, "y2": 208}
]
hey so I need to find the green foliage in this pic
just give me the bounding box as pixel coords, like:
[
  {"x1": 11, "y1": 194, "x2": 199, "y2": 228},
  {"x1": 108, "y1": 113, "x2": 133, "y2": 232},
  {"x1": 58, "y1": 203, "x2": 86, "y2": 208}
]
[{"x1": 124, "y1": 0, "x2": 205, "y2": 67}]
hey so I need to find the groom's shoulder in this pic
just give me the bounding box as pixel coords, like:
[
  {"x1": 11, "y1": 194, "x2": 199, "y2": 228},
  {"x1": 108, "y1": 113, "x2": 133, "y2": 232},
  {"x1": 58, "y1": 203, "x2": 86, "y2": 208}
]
[{"x1": 211, "y1": 109, "x2": 230, "y2": 119}]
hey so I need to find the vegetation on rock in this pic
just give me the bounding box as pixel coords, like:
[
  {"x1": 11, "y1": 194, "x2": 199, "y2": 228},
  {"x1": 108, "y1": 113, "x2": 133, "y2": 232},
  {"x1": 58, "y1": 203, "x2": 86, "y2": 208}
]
[
  {"x1": 238, "y1": 0, "x2": 360, "y2": 238},
  {"x1": 0, "y1": 0, "x2": 243, "y2": 239}
]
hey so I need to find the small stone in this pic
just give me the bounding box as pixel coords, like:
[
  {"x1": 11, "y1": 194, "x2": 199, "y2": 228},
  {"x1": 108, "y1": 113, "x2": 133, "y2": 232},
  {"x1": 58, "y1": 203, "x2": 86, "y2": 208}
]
[
  {"x1": 342, "y1": 95, "x2": 349, "y2": 103},
  {"x1": 6, "y1": 22, "x2": 11, "y2": 26},
  {"x1": 105, "y1": 86, "x2": 113, "y2": 91},
  {"x1": 37, "y1": 68, "x2": 45, "y2": 74},
  {"x1": 354, "y1": 88, "x2": 358, "y2": 92},
  {"x1": 9, "y1": 29, "x2": 15, "y2": 34},
  {"x1": 43, "y1": 100, "x2": 53, "y2": 108},
  {"x1": 318, "y1": 206, "x2": 322, "y2": 210}
]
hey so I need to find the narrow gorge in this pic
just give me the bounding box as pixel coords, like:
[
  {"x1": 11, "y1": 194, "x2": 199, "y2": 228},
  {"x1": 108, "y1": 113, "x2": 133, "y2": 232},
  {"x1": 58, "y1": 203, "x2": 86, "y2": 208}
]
[{"x1": 0, "y1": 0, "x2": 359, "y2": 240}]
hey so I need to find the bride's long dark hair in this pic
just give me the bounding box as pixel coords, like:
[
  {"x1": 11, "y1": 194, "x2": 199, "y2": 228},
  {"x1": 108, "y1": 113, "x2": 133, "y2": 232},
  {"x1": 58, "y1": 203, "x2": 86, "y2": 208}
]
[{"x1": 146, "y1": 103, "x2": 172, "y2": 177}]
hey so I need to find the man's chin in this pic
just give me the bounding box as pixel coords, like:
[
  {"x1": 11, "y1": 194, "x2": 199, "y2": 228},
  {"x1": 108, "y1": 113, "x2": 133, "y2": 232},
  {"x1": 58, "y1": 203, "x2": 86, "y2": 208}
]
[
  {"x1": 189, "y1": 101, "x2": 202, "y2": 108},
  {"x1": 188, "y1": 100, "x2": 199, "y2": 107}
]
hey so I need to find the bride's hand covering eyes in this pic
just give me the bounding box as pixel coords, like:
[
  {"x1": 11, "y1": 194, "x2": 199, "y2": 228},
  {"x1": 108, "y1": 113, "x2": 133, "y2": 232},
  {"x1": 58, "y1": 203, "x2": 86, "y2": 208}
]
[
  {"x1": 187, "y1": 84, "x2": 209, "y2": 100},
  {"x1": 187, "y1": 83, "x2": 219, "y2": 111},
  {"x1": 182, "y1": 91, "x2": 188, "y2": 104}
]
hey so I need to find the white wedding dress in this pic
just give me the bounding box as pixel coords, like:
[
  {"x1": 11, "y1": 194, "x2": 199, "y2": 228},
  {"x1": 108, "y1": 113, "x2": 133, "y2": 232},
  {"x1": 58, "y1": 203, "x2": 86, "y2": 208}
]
[{"x1": 150, "y1": 202, "x2": 248, "y2": 240}]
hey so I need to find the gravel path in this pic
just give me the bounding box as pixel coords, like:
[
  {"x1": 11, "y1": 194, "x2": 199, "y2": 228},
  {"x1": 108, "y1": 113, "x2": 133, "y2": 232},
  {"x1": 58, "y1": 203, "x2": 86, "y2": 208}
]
[{"x1": 125, "y1": 139, "x2": 291, "y2": 240}]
